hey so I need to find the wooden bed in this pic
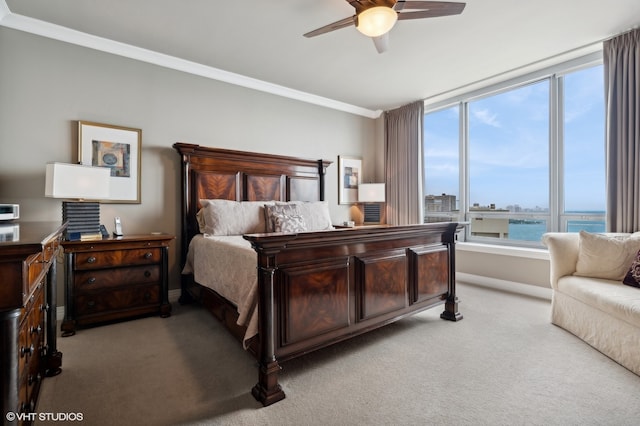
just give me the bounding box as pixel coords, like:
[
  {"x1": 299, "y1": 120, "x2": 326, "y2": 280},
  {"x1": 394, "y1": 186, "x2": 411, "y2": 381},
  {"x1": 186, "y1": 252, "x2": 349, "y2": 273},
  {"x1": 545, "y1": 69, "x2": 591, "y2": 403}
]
[{"x1": 173, "y1": 142, "x2": 463, "y2": 406}]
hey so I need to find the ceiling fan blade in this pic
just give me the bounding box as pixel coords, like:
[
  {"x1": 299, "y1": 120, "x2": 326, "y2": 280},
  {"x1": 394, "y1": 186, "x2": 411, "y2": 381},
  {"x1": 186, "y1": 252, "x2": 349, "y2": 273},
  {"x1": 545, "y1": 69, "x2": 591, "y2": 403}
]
[
  {"x1": 396, "y1": 1, "x2": 466, "y2": 13},
  {"x1": 397, "y1": 6, "x2": 465, "y2": 21},
  {"x1": 304, "y1": 16, "x2": 356, "y2": 38},
  {"x1": 372, "y1": 33, "x2": 389, "y2": 54}
]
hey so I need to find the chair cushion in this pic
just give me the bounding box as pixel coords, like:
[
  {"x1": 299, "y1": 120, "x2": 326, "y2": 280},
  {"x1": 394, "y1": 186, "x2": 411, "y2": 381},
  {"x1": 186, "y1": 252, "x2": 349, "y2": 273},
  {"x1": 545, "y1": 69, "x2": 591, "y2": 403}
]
[{"x1": 557, "y1": 275, "x2": 640, "y2": 329}]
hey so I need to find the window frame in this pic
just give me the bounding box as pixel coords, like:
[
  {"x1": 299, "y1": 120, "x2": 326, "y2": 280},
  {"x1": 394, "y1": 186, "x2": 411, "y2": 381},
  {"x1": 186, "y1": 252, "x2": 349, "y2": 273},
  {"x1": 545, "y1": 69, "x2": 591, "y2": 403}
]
[{"x1": 423, "y1": 52, "x2": 605, "y2": 247}]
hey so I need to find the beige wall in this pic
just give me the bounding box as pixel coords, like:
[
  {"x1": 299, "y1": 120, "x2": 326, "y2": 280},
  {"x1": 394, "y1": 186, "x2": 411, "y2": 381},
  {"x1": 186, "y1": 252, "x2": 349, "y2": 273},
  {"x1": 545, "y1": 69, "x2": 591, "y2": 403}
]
[
  {"x1": 0, "y1": 27, "x2": 552, "y2": 307},
  {"x1": 0, "y1": 28, "x2": 378, "y2": 298}
]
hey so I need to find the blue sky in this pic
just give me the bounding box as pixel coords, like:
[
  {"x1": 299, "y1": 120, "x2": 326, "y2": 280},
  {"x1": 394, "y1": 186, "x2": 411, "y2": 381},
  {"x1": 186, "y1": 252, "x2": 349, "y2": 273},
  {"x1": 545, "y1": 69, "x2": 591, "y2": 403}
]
[{"x1": 424, "y1": 65, "x2": 605, "y2": 212}]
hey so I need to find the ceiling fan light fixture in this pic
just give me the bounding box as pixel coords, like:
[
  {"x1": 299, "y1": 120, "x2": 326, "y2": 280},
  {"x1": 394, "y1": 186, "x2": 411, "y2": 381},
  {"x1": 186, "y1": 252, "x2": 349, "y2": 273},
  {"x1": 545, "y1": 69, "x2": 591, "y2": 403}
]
[{"x1": 356, "y1": 6, "x2": 398, "y2": 38}]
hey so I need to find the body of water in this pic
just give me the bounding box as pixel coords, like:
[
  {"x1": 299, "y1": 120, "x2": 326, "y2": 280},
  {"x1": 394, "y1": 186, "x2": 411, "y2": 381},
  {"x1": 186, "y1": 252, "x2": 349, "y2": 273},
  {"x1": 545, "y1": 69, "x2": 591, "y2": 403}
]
[{"x1": 509, "y1": 220, "x2": 605, "y2": 242}]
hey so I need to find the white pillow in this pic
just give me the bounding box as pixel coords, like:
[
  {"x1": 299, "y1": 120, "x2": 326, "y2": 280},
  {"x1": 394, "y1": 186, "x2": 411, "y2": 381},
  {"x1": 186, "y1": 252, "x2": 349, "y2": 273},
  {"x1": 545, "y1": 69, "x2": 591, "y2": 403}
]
[
  {"x1": 278, "y1": 201, "x2": 334, "y2": 231},
  {"x1": 574, "y1": 231, "x2": 640, "y2": 280},
  {"x1": 198, "y1": 200, "x2": 274, "y2": 235}
]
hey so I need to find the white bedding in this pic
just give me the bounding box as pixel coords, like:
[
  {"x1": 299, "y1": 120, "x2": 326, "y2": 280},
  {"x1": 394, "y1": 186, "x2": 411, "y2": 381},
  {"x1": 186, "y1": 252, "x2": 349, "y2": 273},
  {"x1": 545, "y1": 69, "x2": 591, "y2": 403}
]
[{"x1": 182, "y1": 234, "x2": 258, "y2": 347}]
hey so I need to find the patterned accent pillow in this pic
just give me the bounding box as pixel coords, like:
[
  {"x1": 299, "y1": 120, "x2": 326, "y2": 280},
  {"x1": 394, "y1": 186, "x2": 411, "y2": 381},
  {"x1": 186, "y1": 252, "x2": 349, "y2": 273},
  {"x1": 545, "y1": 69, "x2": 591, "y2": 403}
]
[
  {"x1": 623, "y1": 249, "x2": 640, "y2": 288},
  {"x1": 266, "y1": 204, "x2": 307, "y2": 233},
  {"x1": 264, "y1": 204, "x2": 299, "y2": 232},
  {"x1": 273, "y1": 212, "x2": 307, "y2": 233},
  {"x1": 284, "y1": 201, "x2": 334, "y2": 231}
]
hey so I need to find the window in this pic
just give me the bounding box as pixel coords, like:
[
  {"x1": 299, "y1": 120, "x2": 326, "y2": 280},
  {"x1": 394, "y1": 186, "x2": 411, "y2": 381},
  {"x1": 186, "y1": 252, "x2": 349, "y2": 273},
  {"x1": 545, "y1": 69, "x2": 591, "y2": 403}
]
[
  {"x1": 423, "y1": 59, "x2": 605, "y2": 247},
  {"x1": 424, "y1": 106, "x2": 459, "y2": 222}
]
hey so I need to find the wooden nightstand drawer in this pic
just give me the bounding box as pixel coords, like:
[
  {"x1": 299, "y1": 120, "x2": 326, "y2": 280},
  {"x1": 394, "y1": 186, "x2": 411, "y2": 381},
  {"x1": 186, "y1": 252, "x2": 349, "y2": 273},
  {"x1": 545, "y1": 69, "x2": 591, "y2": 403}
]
[
  {"x1": 74, "y1": 265, "x2": 161, "y2": 291},
  {"x1": 75, "y1": 284, "x2": 160, "y2": 316},
  {"x1": 74, "y1": 247, "x2": 161, "y2": 270},
  {"x1": 62, "y1": 234, "x2": 174, "y2": 335}
]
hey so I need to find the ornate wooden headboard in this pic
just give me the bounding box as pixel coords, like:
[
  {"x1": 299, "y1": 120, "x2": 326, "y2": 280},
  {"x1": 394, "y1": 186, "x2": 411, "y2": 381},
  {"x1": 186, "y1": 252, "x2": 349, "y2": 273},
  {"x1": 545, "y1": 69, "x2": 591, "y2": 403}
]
[{"x1": 173, "y1": 143, "x2": 332, "y2": 264}]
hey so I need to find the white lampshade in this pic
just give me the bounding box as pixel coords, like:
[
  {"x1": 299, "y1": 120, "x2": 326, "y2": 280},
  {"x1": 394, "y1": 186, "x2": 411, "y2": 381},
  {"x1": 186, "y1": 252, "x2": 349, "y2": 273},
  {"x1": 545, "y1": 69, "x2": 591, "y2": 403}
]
[
  {"x1": 358, "y1": 183, "x2": 386, "y2": 203},
  {"x1": 356, "y1": 7, "x2": 398, "y2": 37},
  {"x1": 45, "y1": 162, "x2": 110, "y2": 200}
]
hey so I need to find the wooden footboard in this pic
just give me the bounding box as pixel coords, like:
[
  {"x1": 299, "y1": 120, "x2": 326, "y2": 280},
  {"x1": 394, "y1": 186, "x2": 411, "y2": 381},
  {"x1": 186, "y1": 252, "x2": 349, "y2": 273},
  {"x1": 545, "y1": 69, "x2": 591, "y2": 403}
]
[
  {"x1": 173, "y1": 142, "x2": 462, "y2": 406},
  {"x1": 244, "y1": 222, "x2": 462, "y2": 405}
]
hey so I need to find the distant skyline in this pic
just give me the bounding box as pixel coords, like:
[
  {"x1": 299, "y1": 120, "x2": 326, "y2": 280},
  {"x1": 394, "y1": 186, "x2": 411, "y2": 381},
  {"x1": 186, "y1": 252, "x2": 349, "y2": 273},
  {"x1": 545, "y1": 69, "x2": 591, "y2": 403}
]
[{"x1": 424, "y1": 65, "x2": 605, "y2": 212}]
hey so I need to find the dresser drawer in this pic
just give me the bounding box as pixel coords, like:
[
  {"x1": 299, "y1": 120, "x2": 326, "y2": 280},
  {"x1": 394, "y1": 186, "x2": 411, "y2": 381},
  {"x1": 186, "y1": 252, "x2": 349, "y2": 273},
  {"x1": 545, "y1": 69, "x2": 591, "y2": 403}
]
[
  {"x1": 74, "y1": 265, "x2": 160, "y2": 291},
  {"x1": 74, "y1": 247, "x2": 161, "y2": 270},
  {"x1": 75, "y1": 284, "x2": 160, "y2": 316},
  {"x1": 26, "y1": 252, "x2": 45, "y2": 300}
]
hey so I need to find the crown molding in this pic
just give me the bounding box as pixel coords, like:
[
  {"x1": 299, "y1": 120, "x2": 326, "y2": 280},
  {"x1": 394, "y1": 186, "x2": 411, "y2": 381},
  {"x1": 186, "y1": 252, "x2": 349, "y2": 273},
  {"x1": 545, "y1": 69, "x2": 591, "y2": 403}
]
[{"x1": 0, "y1": 4, "x2": 381, "y2": 119}]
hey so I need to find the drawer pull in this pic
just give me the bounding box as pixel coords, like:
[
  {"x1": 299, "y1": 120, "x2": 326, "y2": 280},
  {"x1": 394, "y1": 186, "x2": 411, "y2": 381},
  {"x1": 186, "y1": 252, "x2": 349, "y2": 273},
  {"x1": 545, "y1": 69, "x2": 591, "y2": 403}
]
[
  {"x1": 30, "y1": 324, "x2": 42, "y2": 335},
  {"x1": 28, "y1": 373, "x2": 41, "y2": 386},
  {"x1": 144, "y1": 252, "x2": 153, "y2": 259},
  {"x1": 87, "y1": 277, "x2": 97, "y2": 284},
  {"x1": 20, "y1": 344, "x2": 34, "y2": 357},
  {"x1": 40, "y1": 303, "x2": 50, "y2": 312},
  {"x1": 87, "y1": 256, "x2": 97, "y2": 264},
  {"x1": 144, "y1": 270, "x2": 151, "y2": 278}
]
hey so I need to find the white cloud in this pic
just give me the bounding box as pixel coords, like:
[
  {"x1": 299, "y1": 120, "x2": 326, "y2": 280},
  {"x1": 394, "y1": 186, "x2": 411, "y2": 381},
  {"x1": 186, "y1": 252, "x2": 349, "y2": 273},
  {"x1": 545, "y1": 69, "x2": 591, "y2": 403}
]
[{"x1": 473, "y1": 109, "x2": 501, "y2": 127}]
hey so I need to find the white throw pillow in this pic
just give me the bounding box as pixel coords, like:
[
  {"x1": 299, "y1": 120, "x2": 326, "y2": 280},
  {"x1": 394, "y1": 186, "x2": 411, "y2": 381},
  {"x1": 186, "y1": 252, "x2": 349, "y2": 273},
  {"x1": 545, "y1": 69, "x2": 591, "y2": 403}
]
[
  {"x1": 199, "y1": 200, "x2": 274, "y2": 235},
  {"x1": 574, "y1": 231, "x2": 640, "y2": 280}
]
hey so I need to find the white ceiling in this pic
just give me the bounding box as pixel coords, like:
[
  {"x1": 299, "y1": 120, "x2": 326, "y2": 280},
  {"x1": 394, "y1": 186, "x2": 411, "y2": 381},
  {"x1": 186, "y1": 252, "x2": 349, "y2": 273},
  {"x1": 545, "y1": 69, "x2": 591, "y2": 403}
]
[{"x1": 2, "y1": 0, "x2": 639, "y2": 118}]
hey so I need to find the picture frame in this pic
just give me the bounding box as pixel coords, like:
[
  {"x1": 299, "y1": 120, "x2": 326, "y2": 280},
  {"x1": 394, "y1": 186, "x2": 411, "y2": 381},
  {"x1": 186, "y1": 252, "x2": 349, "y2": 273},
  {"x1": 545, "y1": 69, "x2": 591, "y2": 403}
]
[
  {"x1": 338, "y1": 155, "x2": 362, "y2": 204},
  {"x1": 78, "y1": 120, "x2": 142, "y2": 203}
]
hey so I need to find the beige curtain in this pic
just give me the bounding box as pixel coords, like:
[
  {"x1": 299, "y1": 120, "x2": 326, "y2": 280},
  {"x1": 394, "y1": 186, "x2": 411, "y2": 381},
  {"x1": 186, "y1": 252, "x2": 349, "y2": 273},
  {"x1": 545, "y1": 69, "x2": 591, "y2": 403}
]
[
  {"x1": 604, "y1": 29, "x2": 640, "y2": 232},
  {"x1": 384, "y1": 101, "x2": 424, "y2": 225}
]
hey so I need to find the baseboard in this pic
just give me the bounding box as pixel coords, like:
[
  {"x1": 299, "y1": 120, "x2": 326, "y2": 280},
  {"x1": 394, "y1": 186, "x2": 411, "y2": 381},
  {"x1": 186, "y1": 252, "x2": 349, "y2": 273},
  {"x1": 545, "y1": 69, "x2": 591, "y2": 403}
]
[
  {"x1": 457, "y1": 272, "x2": 552, "y2": 300},
  {"x1": 56, "y1": 288, "x2": 183, "y2": 321}
]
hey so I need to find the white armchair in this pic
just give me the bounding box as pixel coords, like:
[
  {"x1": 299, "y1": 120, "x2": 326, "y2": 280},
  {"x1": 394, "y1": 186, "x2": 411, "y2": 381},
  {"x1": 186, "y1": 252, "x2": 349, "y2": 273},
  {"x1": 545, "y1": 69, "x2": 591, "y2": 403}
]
[{"x1": 543, "y1": 231, "x2": 640, "y2": 376}]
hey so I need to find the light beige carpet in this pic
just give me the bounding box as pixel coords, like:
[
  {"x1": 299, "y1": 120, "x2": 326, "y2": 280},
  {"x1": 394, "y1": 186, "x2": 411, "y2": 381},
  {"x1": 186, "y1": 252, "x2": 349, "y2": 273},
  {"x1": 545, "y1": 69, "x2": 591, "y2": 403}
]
[{"x1": 35, "y1": 283, "x2": 640, "y2": 425}]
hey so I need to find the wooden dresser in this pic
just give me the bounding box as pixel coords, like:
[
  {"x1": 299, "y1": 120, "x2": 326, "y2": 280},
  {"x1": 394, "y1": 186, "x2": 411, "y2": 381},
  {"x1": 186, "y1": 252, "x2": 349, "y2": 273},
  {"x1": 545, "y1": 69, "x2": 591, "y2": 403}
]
[
  {"x1": 0, "y1": 221, "x2": 66, "y2": 423},
  {"x1": 61, "y1": 234, "x2": 173, "y2": 336}
]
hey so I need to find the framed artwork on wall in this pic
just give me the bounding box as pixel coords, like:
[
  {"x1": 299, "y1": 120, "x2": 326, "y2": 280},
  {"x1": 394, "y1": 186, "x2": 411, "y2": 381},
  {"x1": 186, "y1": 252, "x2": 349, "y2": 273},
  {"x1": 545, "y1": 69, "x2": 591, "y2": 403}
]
[
  {"x1": 338, "y1": 155, "x2": 362, "y2": 204},
  {"x1": 78, "y1": 120, "x2": 142, "y2": 203}
]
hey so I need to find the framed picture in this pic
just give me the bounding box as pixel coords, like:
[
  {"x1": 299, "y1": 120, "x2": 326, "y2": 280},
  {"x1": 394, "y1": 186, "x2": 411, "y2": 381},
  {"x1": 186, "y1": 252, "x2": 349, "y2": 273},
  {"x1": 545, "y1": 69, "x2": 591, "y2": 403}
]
[
  {"x1": 338, "y1": 155, "x2": 362, "y2": 204},
  {"x1": 78, "y1": 121, "x2": 142, "y2": 203}
]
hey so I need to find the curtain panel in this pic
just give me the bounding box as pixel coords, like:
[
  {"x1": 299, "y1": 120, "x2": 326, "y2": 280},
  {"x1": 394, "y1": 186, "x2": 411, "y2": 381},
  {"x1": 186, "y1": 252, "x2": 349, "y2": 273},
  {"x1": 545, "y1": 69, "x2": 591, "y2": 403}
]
[
  {"x1": 384, "y1": 101, "x2": 424, "y2": 225},
  {"x1": 604, "y1": 29, "x2": 640, "y2": 232}
]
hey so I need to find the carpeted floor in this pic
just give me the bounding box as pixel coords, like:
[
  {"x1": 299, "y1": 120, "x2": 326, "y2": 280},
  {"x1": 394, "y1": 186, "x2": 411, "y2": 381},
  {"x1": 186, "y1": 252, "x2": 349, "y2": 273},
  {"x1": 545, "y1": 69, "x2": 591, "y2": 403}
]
[{"x1": 35, "y1": 283, "x2": 640, "y2": 425}]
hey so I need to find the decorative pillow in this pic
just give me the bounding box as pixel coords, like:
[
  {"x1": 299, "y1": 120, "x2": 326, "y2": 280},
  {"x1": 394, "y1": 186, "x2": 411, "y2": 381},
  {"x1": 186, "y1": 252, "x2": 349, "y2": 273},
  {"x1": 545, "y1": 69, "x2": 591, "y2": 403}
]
[
  {"x1": 265, "y1": 204, "x2": 307, "y2": 233},
  {"x1": 273, "y1": 212, "x2": 307, "y2": 233},
  {"x1": 623, "y1": 249, "x2": 640, "y2": 288},
  {"x1": 198, "y1": 200, "x2": 274, "y2": 235},
  {"x1": 574, "y1": 231, "x2": 640, "y2": 280},
  {"x1": 272, "y1": 201, "x2": 334, "y2": 232}
]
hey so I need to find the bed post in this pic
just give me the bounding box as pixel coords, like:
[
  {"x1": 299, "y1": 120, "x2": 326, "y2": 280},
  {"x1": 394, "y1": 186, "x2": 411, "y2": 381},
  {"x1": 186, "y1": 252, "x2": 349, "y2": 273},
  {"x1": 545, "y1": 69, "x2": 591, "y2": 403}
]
[
  {"x1": 440, "y1": 222, "x2": 463, "y2": 322},
  {"x1": 251, "y1": 243, "x2": 287, "y2": 406}
]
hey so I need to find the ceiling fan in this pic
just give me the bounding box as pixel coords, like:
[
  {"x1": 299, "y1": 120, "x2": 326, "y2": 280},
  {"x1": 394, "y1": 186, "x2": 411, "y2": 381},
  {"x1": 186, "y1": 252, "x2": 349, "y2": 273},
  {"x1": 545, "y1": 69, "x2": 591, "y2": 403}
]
[{"x1": 304, "y1": 1, "x2": 466, "y2": 53}]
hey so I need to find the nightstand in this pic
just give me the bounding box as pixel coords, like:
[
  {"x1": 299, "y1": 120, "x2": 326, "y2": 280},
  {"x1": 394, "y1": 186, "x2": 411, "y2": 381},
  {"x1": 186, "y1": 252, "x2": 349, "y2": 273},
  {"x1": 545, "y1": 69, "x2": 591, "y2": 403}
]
[{"x1": 61, "y1": 234, "x2": 174, "y2": 336}]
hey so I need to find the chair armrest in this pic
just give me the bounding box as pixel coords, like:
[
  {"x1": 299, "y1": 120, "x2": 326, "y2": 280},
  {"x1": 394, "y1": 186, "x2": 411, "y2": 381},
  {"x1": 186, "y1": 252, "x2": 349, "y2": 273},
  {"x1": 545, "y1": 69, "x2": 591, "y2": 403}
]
[{"x1": 542, "y1": 232, "x2": 580, "y2": 290}]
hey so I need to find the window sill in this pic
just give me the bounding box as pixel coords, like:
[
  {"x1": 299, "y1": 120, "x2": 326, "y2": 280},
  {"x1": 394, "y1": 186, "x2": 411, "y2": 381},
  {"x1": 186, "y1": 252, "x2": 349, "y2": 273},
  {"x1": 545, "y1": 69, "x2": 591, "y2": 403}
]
[{"x1": 456, "y1": 242, "x2": 549, "y2": 260}]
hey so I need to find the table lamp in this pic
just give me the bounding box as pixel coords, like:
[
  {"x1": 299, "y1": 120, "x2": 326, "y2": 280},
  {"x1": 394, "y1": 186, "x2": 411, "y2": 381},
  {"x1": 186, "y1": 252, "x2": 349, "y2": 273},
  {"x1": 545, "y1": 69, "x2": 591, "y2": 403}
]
[
  {"x1": 45, "y1": 162, "x2": 110, "y2": 240},
  {"x1": 358, "y1": 183, "x2": 386, "y2": 224}
]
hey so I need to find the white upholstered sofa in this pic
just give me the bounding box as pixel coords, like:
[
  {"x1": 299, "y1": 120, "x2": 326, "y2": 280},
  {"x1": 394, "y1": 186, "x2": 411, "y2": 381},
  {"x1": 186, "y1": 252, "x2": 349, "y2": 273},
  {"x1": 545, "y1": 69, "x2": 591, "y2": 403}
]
[{"x1": 542, "y1": 231, "x2": 640, "y2": 376}]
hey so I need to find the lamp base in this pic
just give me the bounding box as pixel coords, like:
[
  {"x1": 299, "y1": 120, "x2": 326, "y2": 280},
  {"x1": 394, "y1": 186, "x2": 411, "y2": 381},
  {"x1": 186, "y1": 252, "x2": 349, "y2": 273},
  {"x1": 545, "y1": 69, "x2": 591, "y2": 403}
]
[
  {"x1": 363, "y1": 203, "x2": 381, "y2": 224},
  {"x1": 62, "y1": 201, "x2": 101, "y2": 240}
]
